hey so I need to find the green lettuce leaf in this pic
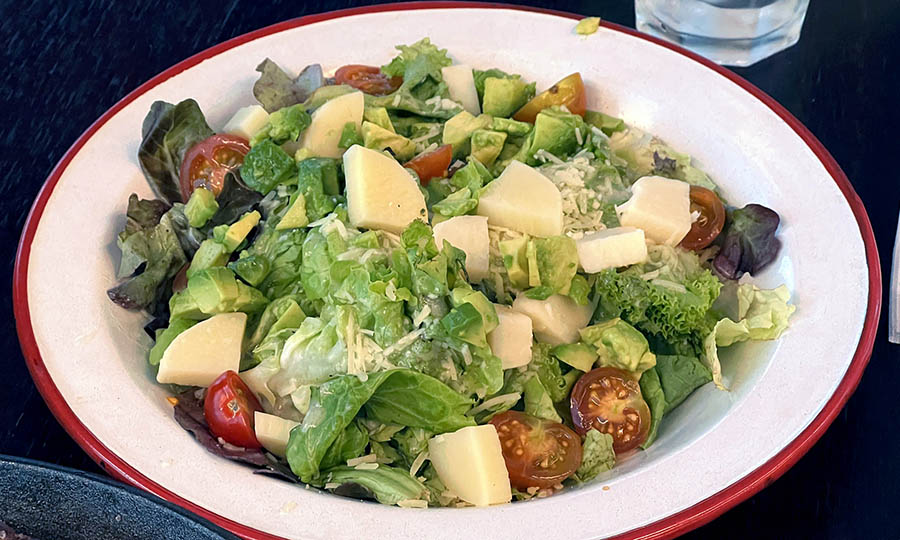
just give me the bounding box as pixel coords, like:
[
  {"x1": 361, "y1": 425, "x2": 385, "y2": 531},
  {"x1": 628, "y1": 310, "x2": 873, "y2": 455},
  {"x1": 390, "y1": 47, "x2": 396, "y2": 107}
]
[
  {"x1": 364, "y1": 370, "x2": 474, "y2": 431},
  {"x1": 241, "y1": 139, "x2": 296, "y2": 195},
  {"x1": 638, "y1": 366, "x2": 666, "y2": 449},
  {"x1": 286, "y1": 369, "x2": 472, "y2": 482},
  {"x1": 656, "y1": 355, "x2": 712, "y2": 413},
  {"x1": 702, "y1": 284, "x2": 795, "y2": 389},
  {"x1": 252, "y1": 59, "x2": 323, "y2": 113},
  {"x1": 574, "y1": 430, "x2": 616, "y2": 482},
  {"x1": 138, "y1": 99, "x2": 214, "y2": 204},
  {"x1": 319, "y1": 421, "x2": 370, "y2": 470},
  {"x1": 324, "y1": 465, "x2": 429, "y2": 506},
  {"x1": 250, "y1": 104, "x2": 311, "y2": 146},
  {"x1": 523, "y1": 375, "x2": 562, "y2": 422},
  {"x1": 367, "y1": 39, "x2": 460, "y2": 118}
]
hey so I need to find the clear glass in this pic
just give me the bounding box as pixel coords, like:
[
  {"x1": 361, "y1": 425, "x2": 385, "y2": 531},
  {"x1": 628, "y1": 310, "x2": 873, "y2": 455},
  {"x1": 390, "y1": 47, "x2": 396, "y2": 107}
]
[{"x1": 635, "y1": 0, "x2": 810, "y2": 67}]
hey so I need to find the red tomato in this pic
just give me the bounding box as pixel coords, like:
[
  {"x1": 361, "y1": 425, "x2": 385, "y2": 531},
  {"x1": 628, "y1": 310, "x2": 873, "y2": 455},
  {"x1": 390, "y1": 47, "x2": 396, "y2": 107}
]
[
  {"x1": 513, "y1": 73, "x2": 587, "y2": 123},
  {"x1": 204, "y1": 370, "x2": 263, "y2": 449},
  {"x1": 570, "y1": 367, "x2": 651, "y2": 453},
  {"x1": 178, "y1": 134, "x2": 249, "y2": 202},
  {"x1": 404, "y1": 144, "x2": 453, "y2": 185},
  {"x1": 334, "y1": 65, "x2": 402, "y2": 96},
  {"x1": 680, "y1": 186, "x2": 726, "y2": 250},
  {"x1": 489, "y1": 410, "x2": 583, "y2": 489}
]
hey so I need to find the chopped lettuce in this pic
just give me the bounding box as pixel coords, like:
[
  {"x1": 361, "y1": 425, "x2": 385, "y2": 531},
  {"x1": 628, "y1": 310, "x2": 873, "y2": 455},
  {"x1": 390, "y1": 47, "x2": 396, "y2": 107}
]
[
  {"x1": 638, "y1": 366, "x2": 666, "y2": 448},
  {"x1": 241, "y1": 140, "x2": 296, "y2": 194},
  {"x1": 523, "y1": 375, "x2": 562, "y2": 422},
  {"x1": 250, "y1": 104, "x2": 311, "y2": 146},
  {"x1": 253, "y1": 59, "x2": 323, "y2": 113},
  {"x1": 703, "y1": 284, "x2": 795, "y2": 389},
  {"x1": 574, "y1": 430, "x2": 615, "y2": 482},
  {"x1": 324, "y1": 465, "x2": 429, "y2": 506}
]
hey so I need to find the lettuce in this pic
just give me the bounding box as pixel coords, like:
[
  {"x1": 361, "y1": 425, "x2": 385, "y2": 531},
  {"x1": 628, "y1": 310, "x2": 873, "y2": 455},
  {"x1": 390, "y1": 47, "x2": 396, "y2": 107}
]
[
  {"x1": 324, "y1": 465, "x2": 429, "y2": 506},
  {"x1": 580, "y1": 318, "x2": 657, "y2": 376},
  {"x1": 367, "y1": 39, "x2": 461, "y2": 118},
  {"x1": 523, "y1": 375, "x2": 562, "y2": 422},
  {"x1": 639, "y1": 355, "x2": 713, "y2": 448},
  {"x1": 252, "y1": 59, "x2": 323, "y2": 113},
  {"x1": 137, "y1": 99, "x2": 214, "y2": 204},
  {"x1": 713, "y1": 204, "x2": 782, "y2": 280},
  {"x1": 286, "y1": 369, "x2": 473, "y2": 482},
  {"x1": 702, "y1": 284, "x2": 795, "y2": 389},
  {"x1": 638, "y1": 367, "x2": 666, "y2": 448},
  {"x1": 250, "y1": 104, "x2": 311, "y2": 146},
  {"x1": 574, "y1": 430, "x2": 616, "y2": 482},
  {"x1": 593, "y1": 245, "x2": 722, "y2": 343}
]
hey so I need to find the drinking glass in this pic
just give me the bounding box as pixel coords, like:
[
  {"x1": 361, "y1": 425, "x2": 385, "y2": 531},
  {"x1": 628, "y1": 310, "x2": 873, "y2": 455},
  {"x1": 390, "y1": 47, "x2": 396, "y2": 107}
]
[{"x1": 635, "y1": 0, "x2": 811, "y2": 67}]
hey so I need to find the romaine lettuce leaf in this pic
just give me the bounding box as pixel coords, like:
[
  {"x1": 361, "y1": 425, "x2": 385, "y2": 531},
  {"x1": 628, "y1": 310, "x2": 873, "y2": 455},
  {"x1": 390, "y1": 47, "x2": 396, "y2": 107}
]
[
  {"x1": 523, "y1": 375, "x2": 562, "y2": 422},
  {"x1": 324, "y1": 465, "x2": 429, "y2": 506},
  {"x1": 638, "y1": 366, "x2": 666, "y2": 448},
  {"x1": 319, "y1": 421, "x2": 370, "y2": 470},
  {"x1": 702, "y1": 284, "x2": 795, "y2": 389},
  {"x1": 286, "y1": 369, "x2": 472, "y2": 482},
  {"x1": 574, "y1": 430, "x2": 615, "y2": 482}
]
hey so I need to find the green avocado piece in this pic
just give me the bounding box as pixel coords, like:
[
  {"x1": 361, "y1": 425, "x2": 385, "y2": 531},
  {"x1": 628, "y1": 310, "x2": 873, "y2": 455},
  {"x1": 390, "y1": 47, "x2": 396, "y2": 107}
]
[
  {"x1": 363, "y1": 106, "x2": 395, "y2": 132},
  {"x1": 532, "y1": 235, "x2": 578, "y2": 295},
  {"x1": 470, "y1": 129, "x2": 507, "y2": 167},
  {"x1": 442, "y1": 111, "x2": 493, "y2": 157},
  {"x1": 270, "y1": 301, "x2": 307, "y2": 334},
  {"x1": 580, "y1": 318, "x2": 657, "y2": 375},
  {"x1": 276, "y1": 192, "x2": 310, "y2": 230},
  {"x1": 450, "y1": 288, "x2": 499, "y2": 334},
  {"x1": 499, "y1": 236, "x2": 529, "y2": 289},
  {"x1": 528, "y1": 108, "x2": 583, "y2": 160},
  {"x1": 583, "y1": 110, "x2": 625, "y2": 136},
  {"x1": 186, "y1": 239, "x2": 229, "y2": 279},
  {"x1": 482, "y1": 77, "x2": 532, "y2": 118},
  {"x1": 234, "y1": 281, "x2": 270, "y2": 313},
  {"x1": 362, "y1": 121, "x2": 416, "y2": 161},
  {"x1": 552, "y1": 342, "x2": 598, "y2": 372},
  {"x1": 184, "y1": 187, "x2": 218, "y2": 228},
  {"x1": 227, "y1": 255, "x2": 269, "y2": 287},
  {"x1": 187, "y1": 267, "x2": 240, "y2": 314},
  {"x1": 491, "y1": 117, "x2": 532, "y2": 137},
  {"x1": 224, "y1": 211, "x2": 261, "y2": 252},
  {"x1": 303, "y1": 84, "x2": 355, "y2": 111},
  {"x1": 168, "y1": 289, "x2": 206, "y2": 320}
]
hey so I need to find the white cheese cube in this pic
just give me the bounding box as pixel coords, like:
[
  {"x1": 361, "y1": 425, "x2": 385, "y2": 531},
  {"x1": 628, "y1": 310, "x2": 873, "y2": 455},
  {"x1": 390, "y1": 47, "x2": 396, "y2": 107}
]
[
  {"x1": 222, "y1": 105, "x2": 270, "y2": 141},
  {"x1": 299, "y1": 91, "x2": 364, "y2": 158},
  {"x1": 441, "y1": 64, "x2": 481, "y2": 115},
  {"x1": 476, "y1": 160, "x2": 563, "y2": 237},
  {"x1": 428, "y1": 425, "x2": 512, "y2": 507},
  {"x1": 433, "y1": 215, "x2": 490, "y2": 282},
  {"x1": 254, "y1": 411, "x2": 299, "y2": 457},
  {"x1": 576, "y1": 227, "x2": 648, "y2": 273},
  {"x1": 157, "y1": 313, "x2": 246, "y2": 387},
  {"x1": 344, "y1": 145, "x2": 428, "y2": 234},
  {"x1": 488, "y1": 305, "x2": 533, "y2": 369},
  {"x1": 512, "y1": 294, "x2": 592, "y2": 346},
  {"x1": 616, "y1": 175, "x2": 691, "y2": 246}
]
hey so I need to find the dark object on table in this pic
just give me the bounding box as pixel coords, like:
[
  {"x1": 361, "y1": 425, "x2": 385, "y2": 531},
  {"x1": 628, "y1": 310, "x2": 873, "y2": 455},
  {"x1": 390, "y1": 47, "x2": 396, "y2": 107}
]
[{"x1": 0, "y1": 455, "x2": 238, "y2": 540}]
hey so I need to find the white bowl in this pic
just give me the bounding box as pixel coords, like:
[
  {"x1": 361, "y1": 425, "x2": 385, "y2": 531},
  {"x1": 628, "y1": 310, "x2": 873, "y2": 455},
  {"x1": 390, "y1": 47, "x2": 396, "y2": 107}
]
[{"x1": 13, "y1": 4, "x2": 880, "y2": 540}]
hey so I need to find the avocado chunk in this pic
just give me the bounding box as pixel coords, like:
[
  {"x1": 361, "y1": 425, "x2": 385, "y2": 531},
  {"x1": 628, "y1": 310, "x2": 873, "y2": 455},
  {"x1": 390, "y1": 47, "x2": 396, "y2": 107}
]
[
  {"x1": 491, "y1": 117, "x2": 532, "y2": 137},
  {"x1": 363, "y1": 106, "x2": 395, "y2": 132},
  {"x1": 551, "y1": 342, "x2": 598, "y2": 372},
  {"x1": 224, "y1": 210, "x2": 261, "y2": 252},
  {"x1": 149, "y1": 319, "x2": 197, "y2": 366},
  {"x1": 442, "y1": 111, "x2": 493, "y2": 157},
  {"x1": 450, "y1": 288, "x2": 499, "y2": 334},
  {"x1": 527, "y1": 108, "x2": 584, "y2": 161},
  {"x1": 361, "y1": 121, "x2": 416, "y2": 161},
  {"x1": 525, "y1": 239, "x2": 541, "y2": 287},
  {"x1": 276, "y1": 192, "x2": 310, "y2": 230},
  {"x1": 580, "y1": 318, "x2": 656, "y2": 375},
  {"x1": 227, "y1": 254, "x2": 269, "y2": 287},
  {"x1": 470, "y1": 129, "x2": 507, "y2": 167},
  {"x1": 187, "y1": 239, "x2": 229, "y2": 279},
  {"x1": 498, "y1": 236, "x2": 529, "y2": 289},
  {"x1": 184, "y1": 187, "x2": 219, "y2": 227},
  {"x1": 186, "y1": 267, "x2": 268, "y2": 315},
  {"x1": 482, "y1": 77, "x2": 533, "y2": 118},
  {"x1": 168, "y1": 289, "x2": 206, "y2": 320},
  {"x1": 440, "y1": 302, "x2": 487, "y2": 348},
  {"x1": 583, "y1": 110, "x2": 625, "y2": 136}
]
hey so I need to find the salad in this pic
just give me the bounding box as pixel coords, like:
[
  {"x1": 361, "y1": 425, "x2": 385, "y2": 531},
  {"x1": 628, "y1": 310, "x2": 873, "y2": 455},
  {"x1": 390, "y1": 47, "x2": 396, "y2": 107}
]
[{"x1": 107, "y1": 38, "x2": 795, "y2": 508}]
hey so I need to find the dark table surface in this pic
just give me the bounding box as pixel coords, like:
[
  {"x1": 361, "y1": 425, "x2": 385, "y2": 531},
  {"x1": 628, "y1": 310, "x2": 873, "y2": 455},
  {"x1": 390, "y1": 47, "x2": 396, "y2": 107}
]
[{"x1": 3, "y1": 0, "x2": 899, "y2": 538}]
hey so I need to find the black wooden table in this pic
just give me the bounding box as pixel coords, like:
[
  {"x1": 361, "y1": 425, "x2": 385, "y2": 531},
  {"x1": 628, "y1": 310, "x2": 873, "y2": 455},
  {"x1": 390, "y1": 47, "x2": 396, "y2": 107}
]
[{"x1": 3, "y1": 1, "x2": 898, "y2": 538}]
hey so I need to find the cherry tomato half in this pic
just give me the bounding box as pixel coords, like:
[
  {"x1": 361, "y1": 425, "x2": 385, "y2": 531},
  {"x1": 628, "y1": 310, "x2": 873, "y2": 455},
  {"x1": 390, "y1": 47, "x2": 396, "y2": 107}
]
[
  {"x1": 570, "y1": 367, "x2": 651, "y2": 454},
  {"x1": 513, "y1": 73, "x2": 587, "y2": 123},
  {"x1": 489, "y1": 410, "x2": 583, "y2": 489},
  {"x1": 204, "y1": 370, "x2": 263, "y2": 449},
  {"x1": 681, "y1": 186, "x2": 726, "y2": 250},
  {"x1": 178, "y1": 134, "x2": 249, "y2": 202},
  {"x1": 334, "y1": 65, "x2": 402, "y2": 96},
  {"x1": 404, "y1": 144, "x2": 453, "y2": 185}
]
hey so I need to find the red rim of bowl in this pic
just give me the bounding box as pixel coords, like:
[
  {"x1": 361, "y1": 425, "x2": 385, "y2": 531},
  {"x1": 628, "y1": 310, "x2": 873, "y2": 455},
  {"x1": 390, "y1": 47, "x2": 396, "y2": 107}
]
[{"x1": 12, "y1": 3, "x2": 881, "y2": 539}]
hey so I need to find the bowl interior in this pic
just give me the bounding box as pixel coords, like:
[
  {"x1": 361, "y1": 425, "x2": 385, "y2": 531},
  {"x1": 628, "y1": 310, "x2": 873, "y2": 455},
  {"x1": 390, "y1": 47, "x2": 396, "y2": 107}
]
[{"x1": 23, "y1": 7, "x2": 868, "y2": 540}]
